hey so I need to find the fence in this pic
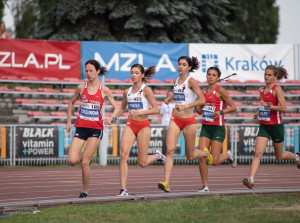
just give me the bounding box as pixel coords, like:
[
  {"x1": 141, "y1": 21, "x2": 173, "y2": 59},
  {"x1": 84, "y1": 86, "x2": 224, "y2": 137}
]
[{"x1": 0, "y1": 123, "x2": 299, "y2": 166}]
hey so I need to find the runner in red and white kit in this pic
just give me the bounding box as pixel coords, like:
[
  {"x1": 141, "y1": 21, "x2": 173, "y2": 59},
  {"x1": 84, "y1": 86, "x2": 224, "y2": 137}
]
[
  {"x1": 66, "y1": 60, "x2": 120, "y2": 198},
  {"x1": 195, "y1": 67, "x2": 237, "y2": 192},
  {"x1": 113, "y1": 64, "x2": 166, "y2": 196},
  {"x1": 243, "y1": 65, "x2": 300, "y2": 189}
]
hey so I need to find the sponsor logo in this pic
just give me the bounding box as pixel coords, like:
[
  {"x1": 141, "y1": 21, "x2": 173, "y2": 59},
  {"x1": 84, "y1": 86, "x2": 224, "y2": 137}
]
[{"x1": 201, "y1": 54, "x2": 219, "y2": 72}]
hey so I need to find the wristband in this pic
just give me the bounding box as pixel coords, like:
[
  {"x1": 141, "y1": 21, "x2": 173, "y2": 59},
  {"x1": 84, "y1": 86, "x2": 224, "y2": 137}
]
[
  {"x1": 111, "y1": 116, "x2": 116, "y2": 122},
  {"x1": 220, "y1": 110, "x2": 225, "y2": 115}
]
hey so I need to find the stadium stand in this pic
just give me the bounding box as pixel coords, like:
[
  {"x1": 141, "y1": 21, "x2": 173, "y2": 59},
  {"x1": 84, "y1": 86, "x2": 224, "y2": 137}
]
[{"x1": 0, "y1": 78, "x2": 300, "y2": 124}]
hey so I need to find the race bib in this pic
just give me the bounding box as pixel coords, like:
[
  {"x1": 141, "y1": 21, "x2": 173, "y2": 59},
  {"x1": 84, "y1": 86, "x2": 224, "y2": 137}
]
[
  {"x1": 202, "y1": 106, "x2": 216, "y2": 122},
  {"x1": 174, "y1": 92, "x2": 185, "y2": 105},
  {"x1": 258, "y1": 106, "x2": 270, "y2": 121},
  {"x1": 79, "y1": 102, "x2": 101, "y2": 121},
  {"x1": 128, "y1": 101, "x2": 143, "y2": 110}
]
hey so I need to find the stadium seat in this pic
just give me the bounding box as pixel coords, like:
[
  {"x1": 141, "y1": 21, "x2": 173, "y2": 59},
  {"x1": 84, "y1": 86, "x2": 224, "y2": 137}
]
[
  {"x1": 50, "y1": 111, "x2": 67, "y2": 116},
  {"x1": 63, "y1": 100, "x2": 80, "y2": 105},
  {"x1": 115, "y1": 101, "x2": 122, "y2": 106},
  {"x1": 43, "y1": 77, "x2": 61, "y2": 81},
  {"x1": 27, "y1": 111, "x2": 48, "y2": 116},
  {"x1": 225, "y1": 114, "x2": 236, "y2": 117},
  {"x1": 285, "y1": 80, "x2": 300, "y2": 84},
  {"x1": 73, "y1": 112, "x2": 79, "y2": 116},
  {"x1": 148, "y1": 79, "x2": 162, "y2": 83},
  {"x1": 154, "y1": 90, "x2": 168, "y2": 95},
  {"x1": 62, "y1": 88, "x2": 76, "y2": 93},
  {"x1": 286, "y1": 102, "x2": 297, "y2": 106},
  {"x1": 290, "y1": 90, "x2": 300, "y2": 94},
  {"x1": 38, "y1": 88, "x2": 60, "y2": 93},
  {"x1": 245, "y1": 90, "x2": 259, "y2": 95},
  {"x1": 252, "y1": 102, "x2": 260, "y2": 106},
  {"x1": 105, "y1": 112, "x2": 112, "y2": 117},
  {"x1": 123, "y1": 79, "x2": 132, "y2": 83},
  {"x1": 21, "y1": 76, "x2": 40, "y2": 81},
  {"x1": 0, "y1": 86, "x2": 13, "y2": 91},
  {"x1": 111, "y1": 89, "x2": 124, "y2": 94},
  {"x1": 1, "y1": 75, "x2": 20, "y2": 80},
  {"x1": 39, "y1": 99, "x2": 61, "y2": 104},
  {"x1": 227, "y1": 90, "x2": 243, "y2": 95},
  {"x1": 105, "y1": 78, "x2": 121, "y2": 83},
  {"x1": 15, "y1": 98, "x2": 37, "y2": 104},
  {"x1": 14, "y1": 86, "x2": 37, "y2": 92},
  {"x1": 235, "y1": 102, "x2": 247, "y2": 106},
  {"x1": 238, "y1": 113, "x2": 253, "y2": 117},
  {"x1": 156, "y1": 101, "x2": 164, "y2": 106},
  {"x1": 63, "y1": 77, "x2": 81, "y2": 82},
  {"x1": 285, "y1": 113, "x2": 300, "y2": 117},
  {"x1": 225, "y1": 80, "x2": 242, "y2": 84},
  {"x1": 163, "y1": 79, "x2": 174, "y2": 83},
  {"x1": 244, "y1": 80, "x2": 264, "y2": 84}
]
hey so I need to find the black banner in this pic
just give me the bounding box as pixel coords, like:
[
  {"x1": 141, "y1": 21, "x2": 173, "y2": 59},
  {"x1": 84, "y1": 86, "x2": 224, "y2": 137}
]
[
  {"x1": 16, "y1": 127, "x2": 58, "y2": 157},
  {"x1": 238, "y1": 126, "x2": 274, "y2": 155}
]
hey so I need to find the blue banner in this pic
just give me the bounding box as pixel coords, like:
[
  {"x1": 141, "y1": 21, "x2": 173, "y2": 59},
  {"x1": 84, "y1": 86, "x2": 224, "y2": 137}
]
[{"x1": 81, "y1": 41, "x2": 188, "y2": 81}]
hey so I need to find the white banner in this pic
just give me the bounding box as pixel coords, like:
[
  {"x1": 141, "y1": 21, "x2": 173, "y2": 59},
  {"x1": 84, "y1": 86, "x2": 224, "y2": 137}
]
[{"x1": 189, "y1": 44, "x2": 294, "y2": 82}]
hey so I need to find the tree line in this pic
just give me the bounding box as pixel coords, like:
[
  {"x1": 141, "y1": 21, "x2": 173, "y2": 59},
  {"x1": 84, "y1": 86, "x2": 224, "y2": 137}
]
[{"x1": 1, "y1": 0, "x2": 279, "y2": 43}]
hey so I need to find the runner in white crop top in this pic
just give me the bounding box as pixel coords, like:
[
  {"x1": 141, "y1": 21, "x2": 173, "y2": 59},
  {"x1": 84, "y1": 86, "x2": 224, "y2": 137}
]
[
  {"x1": 127, "y1": 83, "x2": 150, "y2": 111},
  {"x1": 114, "y1": 64, "x2": 166, "y2": 196},
  {"x1": 158, "y1": 56, "x2": 211, "y2": 193},
  {"x1": 173, "y1": 76, "x2": 196, "y2": 105}
]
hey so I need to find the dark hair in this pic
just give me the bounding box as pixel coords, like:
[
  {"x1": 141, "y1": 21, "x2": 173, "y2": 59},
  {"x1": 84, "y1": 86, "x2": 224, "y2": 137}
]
[
  {"x1": 85, "y1": 59, "x2": 108, "y2": 76},
  {"x1": 207, "y1": 66, "x2": 238, "y2": 82},
  {"x1": 207, "y1": 67, "x2": 221, "y2": 77},
  {"x1": 131, "y1": 64, "x2": 156, "y2": 83},
  {"x1": 178, "y1": 56, "x2": 200, "y2": 72},
  {"x1": 266, "y1": 65, "x2": 288, "y2": 81}
]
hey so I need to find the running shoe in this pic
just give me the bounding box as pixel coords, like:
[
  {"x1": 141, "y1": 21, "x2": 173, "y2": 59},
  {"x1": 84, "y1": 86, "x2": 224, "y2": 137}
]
[
  {"x1": 198, "y1": 186, "x2": 209, "y2": 192},
  {"x1": 158, "y1": 181, "x2": 170, "y2": 193},
  {"x1": 242, "y1": 178, "x2": 254, "y2": 189},
  {"x1": 296, "y1": 152, "x2": 300, "y2": 169},
  {"x1": 118, "y1": 189, "x2": 128, "y2": 196},
  {"x1": 155, "y1": 149, "x2": 167, "y2": 164},
  {"x1": 204, "y1": 148, "x2": 213, "y2": 165},
  {"x1": 227, "y1": 150, "x2": 237, "y2": 168},
  {"x1": 79, "y1": 192, "x2": 88, "y2": 198}
]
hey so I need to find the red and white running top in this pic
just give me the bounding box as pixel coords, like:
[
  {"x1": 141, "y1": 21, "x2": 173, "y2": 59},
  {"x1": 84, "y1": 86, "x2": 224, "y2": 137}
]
[
  {"x1": 258, "y1": 84, "x2": 282, "y2": 125},
  {"x1": 201, "y1": 85, "x2": 225, "y2": 126},
  {"x1": 74, "y1": 82, "x2": 104, "y2": 130}
]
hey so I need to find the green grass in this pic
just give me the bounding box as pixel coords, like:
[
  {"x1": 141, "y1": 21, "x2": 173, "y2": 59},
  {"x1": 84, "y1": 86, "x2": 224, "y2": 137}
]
[{"x1": 2, "y1": 194, "x2": 300, "y2": 223}]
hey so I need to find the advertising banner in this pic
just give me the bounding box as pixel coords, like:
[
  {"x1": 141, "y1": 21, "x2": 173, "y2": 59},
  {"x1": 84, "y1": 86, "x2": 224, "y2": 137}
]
[
  {"x1": 284, "y1": 126, "x2": 299, "y2": 153},
  {"x1": 81, "y1": 41, "x2": 188, "y2": 81},
  {"x1": 189, "y1": 44, "x2": 294, "y2": 82},
  {"x1": 58, "y1": 125, "x2": 119, "y2": 157},
  {"x1": 238, "y1": 126, "x2": 274, "y2": 155},
  {"x1": 16, "y1": 126, "x2": 58, "y2": 157},
  {"x1": 0, "y1": 126, "x2": 10, "y2": 159},
  {"x1": 118, "y1": 125, "x2": 168, "y2": 157},
  {"x1": 238, "y1": 125, "x2": 299, "y2": 156},
  {"x1": 0, "y1": 39, "x2": 80, "y2": 79}
]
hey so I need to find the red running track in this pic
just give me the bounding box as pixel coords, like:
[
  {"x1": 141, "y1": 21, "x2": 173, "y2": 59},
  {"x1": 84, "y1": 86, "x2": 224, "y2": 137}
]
[{"x1": 0, "y1": 164, "x2": 299, "y2": 204}]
